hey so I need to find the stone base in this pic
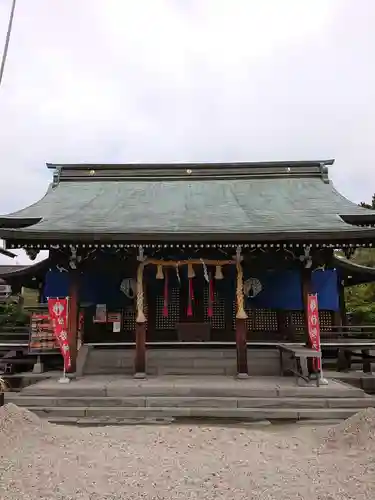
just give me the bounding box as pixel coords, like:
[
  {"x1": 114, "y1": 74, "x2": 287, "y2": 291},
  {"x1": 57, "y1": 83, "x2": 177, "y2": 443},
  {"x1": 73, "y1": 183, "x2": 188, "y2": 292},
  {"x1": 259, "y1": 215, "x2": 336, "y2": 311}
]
[
  {"x1": 32, "y1": 359, "x2": 44, "y2": 374},
  {"x1": 134, "y1": 372, "x2": 147, "y2": 379}
]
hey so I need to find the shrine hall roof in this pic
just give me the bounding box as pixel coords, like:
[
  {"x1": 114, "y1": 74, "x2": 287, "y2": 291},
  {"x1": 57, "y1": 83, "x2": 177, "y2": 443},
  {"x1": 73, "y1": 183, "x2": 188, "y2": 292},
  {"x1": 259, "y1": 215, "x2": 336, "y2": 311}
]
[{"x1": 1, "y1": 160, "x2": 375, "y2": 243}]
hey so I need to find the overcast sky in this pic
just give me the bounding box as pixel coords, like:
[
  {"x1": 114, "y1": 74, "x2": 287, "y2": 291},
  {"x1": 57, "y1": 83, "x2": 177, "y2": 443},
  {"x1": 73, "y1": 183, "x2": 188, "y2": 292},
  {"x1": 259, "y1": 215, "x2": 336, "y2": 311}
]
[{"x1": 0, "y1": 0, "x2": 374, "y2": 265}]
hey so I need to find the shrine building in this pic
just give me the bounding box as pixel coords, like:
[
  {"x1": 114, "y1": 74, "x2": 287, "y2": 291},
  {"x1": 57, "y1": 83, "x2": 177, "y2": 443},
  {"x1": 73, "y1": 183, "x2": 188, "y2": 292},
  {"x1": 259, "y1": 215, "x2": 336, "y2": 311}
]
[{"x1": 0, "y1": 160, "x2": 375, "y2": 377}]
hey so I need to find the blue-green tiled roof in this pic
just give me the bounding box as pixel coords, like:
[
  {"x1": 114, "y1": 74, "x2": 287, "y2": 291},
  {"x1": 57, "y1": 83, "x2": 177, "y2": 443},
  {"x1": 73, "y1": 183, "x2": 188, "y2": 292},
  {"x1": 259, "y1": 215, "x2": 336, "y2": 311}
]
[{"x1": 0, "y1": 161, "x2": 374, "y2": 242}]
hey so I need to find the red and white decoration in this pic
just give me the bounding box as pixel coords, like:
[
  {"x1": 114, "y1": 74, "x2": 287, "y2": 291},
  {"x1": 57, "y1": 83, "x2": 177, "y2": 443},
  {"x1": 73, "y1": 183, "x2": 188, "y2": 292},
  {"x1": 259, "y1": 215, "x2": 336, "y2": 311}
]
[
  {"x1": 307, "y1": 293, "x2": 327, "y2": 383},
  {"x1": 47, "y1": 297, "x2": 71, "y2": 372}
]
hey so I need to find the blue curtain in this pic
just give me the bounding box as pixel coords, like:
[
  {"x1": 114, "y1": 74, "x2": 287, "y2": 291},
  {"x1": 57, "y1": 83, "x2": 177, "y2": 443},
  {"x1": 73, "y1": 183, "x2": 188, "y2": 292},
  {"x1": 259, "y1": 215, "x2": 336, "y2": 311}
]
[
  {"x1": 43, "y1": 266, "x2": 339, "y2": 311},
  {"x1": 244, "y1": 269, "x2": 339, "y2": 311}
]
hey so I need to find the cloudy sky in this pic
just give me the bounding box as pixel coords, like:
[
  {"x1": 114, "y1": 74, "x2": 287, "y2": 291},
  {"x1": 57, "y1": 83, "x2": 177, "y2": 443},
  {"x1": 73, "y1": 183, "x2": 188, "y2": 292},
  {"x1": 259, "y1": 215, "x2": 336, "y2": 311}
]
[{"x1": 0, "y1": 0, "x2": 374, "y2": 265}]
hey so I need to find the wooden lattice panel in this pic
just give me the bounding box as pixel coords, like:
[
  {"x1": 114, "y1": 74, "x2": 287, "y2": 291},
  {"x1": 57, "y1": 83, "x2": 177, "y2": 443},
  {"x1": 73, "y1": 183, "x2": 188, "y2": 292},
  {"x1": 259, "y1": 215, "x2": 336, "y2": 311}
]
[
  {"x1": 245, "y1": 308, "x2": 253, "y2": 332},
  {"x1": 319, "y1": 311, "x2": 332, "y2": 332},
  {"x1": 203, "y1": 288, "x2": 226, "y2": 329},
  {"x1": 253, "y1": 309, "x2": 278, "y2": 331},
  {"x1": 286, "y1": 310, "x2": 333, "y2": 333},
  {"x1": 156, "y1": 288, "x2": 180, "y2": 330},
  {"x1": 232, "y1": 303, "x2": 278, "y2": 332},
  {"x1": 123, "y1": 304, "x2": 148, "y2": 331},
  {"x1": 287, "y1": 311, "x2": 305, "y2": 332}
]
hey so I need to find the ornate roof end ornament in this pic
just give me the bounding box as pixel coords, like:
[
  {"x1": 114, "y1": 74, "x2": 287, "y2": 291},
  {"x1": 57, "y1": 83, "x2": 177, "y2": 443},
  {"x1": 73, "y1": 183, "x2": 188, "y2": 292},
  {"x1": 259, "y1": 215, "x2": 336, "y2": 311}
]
[
  {"x1": 343, "y1": 247, "x2": 356, "y2": 260},
  {"x1": 52, "y1": 165, "x2": 62, "y2": 188},
  {"x1": 120, "y1": 278, "x2": 136, "y2": 299},
  {"x1": 244, "y1": 277, "x2": 262, "y2": 298},
  {"x1": 320, "y1": 162, "x2": 330, "y2": 184},
  {"x1": 137, "y1": 245, "x2": 145, "y2": 262},
  {"x1": 69, "y1": 245, "x2": 78, "y2": 269},
  {"x1": 300, "y1": 245, "x2": 313, "y2": 268},
  {"x1": 25, "y1": 248, "x2": 39, "y2": 261}
]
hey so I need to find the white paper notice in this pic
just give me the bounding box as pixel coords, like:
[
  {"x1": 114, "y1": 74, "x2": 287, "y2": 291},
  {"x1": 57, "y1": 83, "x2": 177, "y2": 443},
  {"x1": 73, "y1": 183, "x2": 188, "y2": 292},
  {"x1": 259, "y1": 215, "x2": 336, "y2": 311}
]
[
  {"x1": 95, "y1": 304, "x2": 107, "y2": 323},
  {"x1": 113, "y1": 321, "x2": 121, "y2": 333}
]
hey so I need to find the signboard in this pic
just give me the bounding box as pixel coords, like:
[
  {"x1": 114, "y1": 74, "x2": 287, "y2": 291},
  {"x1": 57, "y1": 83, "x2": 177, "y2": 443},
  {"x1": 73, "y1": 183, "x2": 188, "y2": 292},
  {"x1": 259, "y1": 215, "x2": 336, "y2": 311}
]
[
  {"x1": 108, "y1": 312, "x2": 122, "y2": 333},
  {"x1": 307, "y1": 293, "x2": 321, "y2": 371},
  {"x1": 48, "y1": 298, "x2": 71, "y2": 372},
  {"x1": 29, "y1": 313, "x2": 59, "y2": 352},
  {"x1": 94, "y1": 304, "x2": 107, "y2": 323}
]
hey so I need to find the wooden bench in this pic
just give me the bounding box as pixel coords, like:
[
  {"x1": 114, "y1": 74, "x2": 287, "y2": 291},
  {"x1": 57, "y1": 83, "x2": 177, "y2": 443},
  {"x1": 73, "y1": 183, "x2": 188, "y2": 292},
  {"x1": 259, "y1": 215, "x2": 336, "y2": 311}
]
[
  {"x1": 321, "y1": 339, "x2": 375, "y2": 373},
  {"x1": 278, "y1": 343, "x2": 322, "y2": 386}
]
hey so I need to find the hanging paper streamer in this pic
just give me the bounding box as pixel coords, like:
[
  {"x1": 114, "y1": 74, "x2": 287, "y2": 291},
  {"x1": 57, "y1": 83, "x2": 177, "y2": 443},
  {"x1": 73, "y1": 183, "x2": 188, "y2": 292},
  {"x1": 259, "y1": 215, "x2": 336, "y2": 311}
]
[
  {"x1": 175, "y1": 263, "x2": 181, "y2": 285},
  {"x1": 200, "y1": 259, "x2": 209, "y2": 283},
  {"x1": 208, "y1": 274, "x2": 214, "y2": 318},
  {"x1": 163, "y1": 268, "x2": 169, "y2": 317}
]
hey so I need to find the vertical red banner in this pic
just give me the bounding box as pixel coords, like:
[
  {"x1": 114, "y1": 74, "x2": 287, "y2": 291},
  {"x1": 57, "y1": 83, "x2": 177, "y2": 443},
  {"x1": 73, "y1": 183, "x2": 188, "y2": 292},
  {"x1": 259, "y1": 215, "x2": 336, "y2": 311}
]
[
  {"x1": 307, "y1": 293, "x2": 321, "y2": 370},
  {"x1": 48, "y1": 297, "x2": 71, "y2": 372}
]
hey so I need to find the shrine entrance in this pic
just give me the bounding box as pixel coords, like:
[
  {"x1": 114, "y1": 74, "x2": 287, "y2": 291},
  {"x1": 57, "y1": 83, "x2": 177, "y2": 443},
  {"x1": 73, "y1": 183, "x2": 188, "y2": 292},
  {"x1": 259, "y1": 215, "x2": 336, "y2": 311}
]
[{"x1": 146, "y1": 269, "x2": 234, "y2": 343}]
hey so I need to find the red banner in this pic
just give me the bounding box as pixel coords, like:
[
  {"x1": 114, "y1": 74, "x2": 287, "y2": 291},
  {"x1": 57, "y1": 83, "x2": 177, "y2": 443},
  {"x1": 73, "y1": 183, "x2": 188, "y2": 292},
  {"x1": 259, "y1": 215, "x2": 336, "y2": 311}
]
[
  {"x1": 48, "y1": 297, "x2": 71, "y2": 371},
  {"x1": 307, "y1": 293, "x2": 321, "y2": 370}
]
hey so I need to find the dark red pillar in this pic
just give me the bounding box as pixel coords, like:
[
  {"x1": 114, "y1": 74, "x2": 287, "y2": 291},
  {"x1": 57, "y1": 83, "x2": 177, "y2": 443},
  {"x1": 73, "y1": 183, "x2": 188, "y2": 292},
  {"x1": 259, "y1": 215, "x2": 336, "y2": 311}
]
[
  {"x1": 134, "y1": 322, "x2": 146, "y2": 377},
  {"x1": 236, "y1": 318, "x2": 248, "y2": 377}
]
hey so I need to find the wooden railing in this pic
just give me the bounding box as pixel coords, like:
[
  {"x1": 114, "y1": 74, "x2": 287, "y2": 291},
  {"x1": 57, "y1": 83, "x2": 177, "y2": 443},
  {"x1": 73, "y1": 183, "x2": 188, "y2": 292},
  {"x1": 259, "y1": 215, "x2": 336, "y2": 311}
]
[
  {"x1": 0, "y1": 325, "x2": 29, "y2": 348},
  {"x1": 321, "y1": 325, "x2": 375, "y2": 341}
]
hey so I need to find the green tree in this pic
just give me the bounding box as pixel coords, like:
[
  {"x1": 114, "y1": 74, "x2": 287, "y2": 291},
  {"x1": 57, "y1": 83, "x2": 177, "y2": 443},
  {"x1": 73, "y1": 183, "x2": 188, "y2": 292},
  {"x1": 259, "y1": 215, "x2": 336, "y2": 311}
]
[{"x1": 345, "y1": 194, "x2": 375, "y2": 324}]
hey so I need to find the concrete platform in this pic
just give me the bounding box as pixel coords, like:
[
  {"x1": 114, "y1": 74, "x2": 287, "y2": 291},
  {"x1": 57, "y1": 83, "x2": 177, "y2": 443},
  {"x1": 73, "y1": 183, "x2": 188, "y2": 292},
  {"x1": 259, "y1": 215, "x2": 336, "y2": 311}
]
[
  {"x1": 4, "y1": 374, "x2": 374, "y2": 423},
  {"x1": 327, "y1": 370, "x2": 375, "y2": 394},
  {"x1": 19, "y1": 374, "x2": 366, "y2": 398}
]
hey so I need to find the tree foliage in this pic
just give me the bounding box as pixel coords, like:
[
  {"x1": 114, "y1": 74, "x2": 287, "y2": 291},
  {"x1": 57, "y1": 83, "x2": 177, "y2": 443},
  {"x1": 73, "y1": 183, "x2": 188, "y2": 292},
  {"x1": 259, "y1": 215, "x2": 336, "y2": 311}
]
[
  {"x1": 0, "y1": 302, "x2": 29, "y2": 326},
  {"x1": 345, "y1": 195, "x2": 375, "y2": 324}
]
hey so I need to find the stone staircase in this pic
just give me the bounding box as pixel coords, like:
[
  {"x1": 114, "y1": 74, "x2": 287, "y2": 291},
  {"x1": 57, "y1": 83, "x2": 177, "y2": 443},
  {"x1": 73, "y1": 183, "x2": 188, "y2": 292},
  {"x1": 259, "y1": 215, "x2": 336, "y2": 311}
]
[{"x1": 5, "y1": 375, "x2": 375, "y2": 425}]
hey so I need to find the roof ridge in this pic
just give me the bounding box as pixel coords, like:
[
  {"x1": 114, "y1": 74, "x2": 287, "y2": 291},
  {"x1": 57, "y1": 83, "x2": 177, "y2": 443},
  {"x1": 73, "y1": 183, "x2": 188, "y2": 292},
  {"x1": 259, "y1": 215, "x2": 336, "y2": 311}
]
[{"x1": 46, "y1": 160, "x2": 334, "y2": 184}]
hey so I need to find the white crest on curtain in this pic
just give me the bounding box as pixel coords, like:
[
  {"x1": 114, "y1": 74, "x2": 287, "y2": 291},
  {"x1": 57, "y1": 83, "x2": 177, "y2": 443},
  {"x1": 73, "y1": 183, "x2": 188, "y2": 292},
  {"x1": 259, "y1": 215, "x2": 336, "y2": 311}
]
[
  {"x1": 120, "y1": 278, "x2": 136, "y2": 299},
  {"x1": 244, "y1": 278, "x2": 262, "y2": 298}
]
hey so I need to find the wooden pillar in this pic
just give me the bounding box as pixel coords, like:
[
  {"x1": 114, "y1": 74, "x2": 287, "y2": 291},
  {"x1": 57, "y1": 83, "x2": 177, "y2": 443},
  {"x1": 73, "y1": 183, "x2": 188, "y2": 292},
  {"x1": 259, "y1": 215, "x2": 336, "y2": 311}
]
[
  {"x1": 135, "y1": 322, "x2": 146, "y2": 377},
  {"x1": 134, "y1": 262, "x2": 146, "y2": 378},
  {"x1": 68, "y1": 270, "x2": 79, "y2": 374},
  {"x1": 338, "y1": 277, "x2": 347, "y2": 326},
  {"x1": 236, "y1": 318, "x2": 248, "y2": 376}
]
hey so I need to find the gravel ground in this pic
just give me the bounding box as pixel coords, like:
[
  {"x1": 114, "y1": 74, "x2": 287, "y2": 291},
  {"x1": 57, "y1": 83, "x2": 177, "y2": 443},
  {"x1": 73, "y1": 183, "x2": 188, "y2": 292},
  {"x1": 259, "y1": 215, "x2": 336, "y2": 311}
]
[{"x1": 1, "y1": 403, "x2": 375, "y2": 500}]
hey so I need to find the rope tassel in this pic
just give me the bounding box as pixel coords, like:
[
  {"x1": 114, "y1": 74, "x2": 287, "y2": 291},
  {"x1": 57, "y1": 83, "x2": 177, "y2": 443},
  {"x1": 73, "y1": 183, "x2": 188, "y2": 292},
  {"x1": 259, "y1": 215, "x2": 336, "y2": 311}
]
[
  {"x1": 187, "y1": 262, "x2": 195, "y2": 278},
  {"x1": 156, "y1": 264, "x2": 164, "y2": 280},
  {"x1": 236, "y1": 261, "x2": 248, "y2": 320},
  {"x1": 136, "y1": 262, "x2": 146, "y2": 323},
  {"x1": 215, "y1": 265, "x2": 223, "y2": 280}
]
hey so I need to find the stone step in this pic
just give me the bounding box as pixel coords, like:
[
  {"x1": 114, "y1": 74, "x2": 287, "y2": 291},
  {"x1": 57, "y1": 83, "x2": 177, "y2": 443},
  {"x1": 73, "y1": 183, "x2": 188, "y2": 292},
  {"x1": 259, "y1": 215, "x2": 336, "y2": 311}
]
[
  {"x1": 18, "y1": 379, "x2": 367, "y2": 398},
  {"x1": 83, "y1": 348, "x2": 280, "y2": 376},
  {"x1": 5, "y1": 394, "x2": 375, "y2": 409},
  {"x1": 45, "y1": 416, "x2": 346, "y2": 427},
  {"x1": 26, "y1": 405, "x2": 364, "y2": 421}
]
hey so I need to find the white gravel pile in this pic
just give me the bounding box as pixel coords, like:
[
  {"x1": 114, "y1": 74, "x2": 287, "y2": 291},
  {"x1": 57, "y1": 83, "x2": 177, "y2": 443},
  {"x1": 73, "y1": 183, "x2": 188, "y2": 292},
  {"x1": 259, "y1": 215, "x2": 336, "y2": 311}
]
[
  {"x1": 319, "y1": 406, "x2": 375, "y2": 450},
  {"x1": 1, "y1": 403, "x2": 375, "y2": 500}
]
